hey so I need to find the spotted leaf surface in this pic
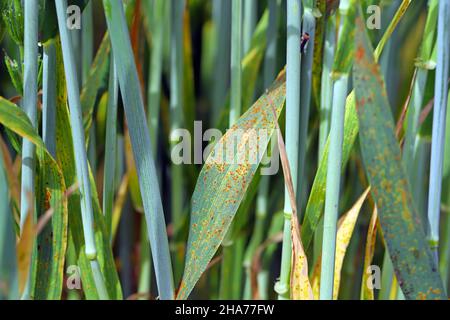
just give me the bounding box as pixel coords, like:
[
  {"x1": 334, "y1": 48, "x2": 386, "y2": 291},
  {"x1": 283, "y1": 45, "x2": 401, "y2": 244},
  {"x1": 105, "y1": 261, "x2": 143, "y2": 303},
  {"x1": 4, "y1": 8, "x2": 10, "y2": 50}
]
[
  {"x1": 353, "y1": 13, "x2": 445, "y2": 300},
  {"x1": 177, "y1": 69, "x2": 286, "y2": 300}
]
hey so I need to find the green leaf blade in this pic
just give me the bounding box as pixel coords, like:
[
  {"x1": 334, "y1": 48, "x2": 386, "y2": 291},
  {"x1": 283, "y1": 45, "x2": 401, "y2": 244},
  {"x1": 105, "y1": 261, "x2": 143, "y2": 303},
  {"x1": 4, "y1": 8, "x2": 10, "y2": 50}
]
[
  {"x1": 177, "y1": 69, "x2": 286, "y2": 300},
  {"x1": 353, "y1": 14, "x2": 445, "y2": 300}
]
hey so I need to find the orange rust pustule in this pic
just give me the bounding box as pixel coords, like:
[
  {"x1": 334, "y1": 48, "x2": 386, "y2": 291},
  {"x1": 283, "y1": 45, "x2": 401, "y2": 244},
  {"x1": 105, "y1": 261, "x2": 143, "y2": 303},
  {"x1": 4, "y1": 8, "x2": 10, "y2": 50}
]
[
  {"x1": 356, "y1": 45, "x2": 365, "y2": 61},
  {"x1": 44, "y1": 188, "x2": 52, "y2": 211}
]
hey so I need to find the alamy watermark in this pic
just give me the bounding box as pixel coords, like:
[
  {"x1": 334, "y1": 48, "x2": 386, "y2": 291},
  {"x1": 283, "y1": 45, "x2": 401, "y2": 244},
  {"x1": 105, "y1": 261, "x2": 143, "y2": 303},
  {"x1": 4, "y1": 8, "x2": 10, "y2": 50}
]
[
  {"x1": 65, "y1": 4, "x2": 382, "y2": 31},
  {"x1": 170, "y1": 122, "x2": 280, "y2": 176}
]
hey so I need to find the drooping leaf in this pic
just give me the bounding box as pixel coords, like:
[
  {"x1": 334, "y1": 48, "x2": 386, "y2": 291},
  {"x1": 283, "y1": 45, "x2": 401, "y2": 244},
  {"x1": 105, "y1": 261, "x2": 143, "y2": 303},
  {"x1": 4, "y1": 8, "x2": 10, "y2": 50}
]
[
  {"x1": 361, "y1": 207, "x2": 378, "y2": 300},
  {"x1": 0, "y1": 96, "x2": 68, "y2": 300},
  {"x1": 17, "y1": 209, "x2": 34, "y2": 296},
  {"x1": 4, "y1": 53, "x2": 23, "y2": 95},
  {"x1": 353, "y1": 13, "x2": 445, "y2": 300},
  {"x1": 0, "y1": 146, "x2": 18, "y2": 300},
  {"x1": 177, "y1": 69, "x2": 287, "y2": 300},
  {"x1": 311, "y1": 188, "x2": 369, "y2": 299},
  {"x1": 104, "y1": 0, "x2": 174, "y2": 300},
  {"x1": 1, "y1": 0, "x2": 24, "y2": 46}
]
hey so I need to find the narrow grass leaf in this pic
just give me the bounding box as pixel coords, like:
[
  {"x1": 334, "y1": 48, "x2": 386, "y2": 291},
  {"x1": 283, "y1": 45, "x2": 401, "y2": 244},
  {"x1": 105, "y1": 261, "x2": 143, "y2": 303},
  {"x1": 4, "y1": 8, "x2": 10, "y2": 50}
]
[
  {"x1": 353, "y1": 14, "x2": 445, "y2": 300},
  {"x1": 52, "y1": 42, "x2": 122, "y2": 299},
  {"x1": 177, "y1": 69, "x2": 287, "y2": 300},
  {"x1": 273, "y1": 106, "x2": 313, "y2": 300},
  {"x1": 80, "y1": 33, "x2": 111, "y2": 133},
  {"x1": 0, "y1": 96, "x2": 68, "y2": 299},
  {"x1": 17, "y1": 208, "x2": 34, "y2": 296},
  {"x1": 0, "y1": 147, "x2": 18, "y2": 300},
  {"x1": 103, "y1": 0, "x2": 174, "y2": 300},
  {"x1": 301, "y1": 0, "x2": 413, "y2": 250},
  {"x1": 361, "y1": 207, "x2": 378, "y2": 300}
]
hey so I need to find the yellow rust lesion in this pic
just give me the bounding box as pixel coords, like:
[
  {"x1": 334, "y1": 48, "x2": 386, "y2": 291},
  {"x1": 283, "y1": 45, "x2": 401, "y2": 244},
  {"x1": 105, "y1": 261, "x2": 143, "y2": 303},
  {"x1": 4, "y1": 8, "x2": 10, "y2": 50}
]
[{"x1": 44, "y1": 188, "x2": 52, "y2": 211}]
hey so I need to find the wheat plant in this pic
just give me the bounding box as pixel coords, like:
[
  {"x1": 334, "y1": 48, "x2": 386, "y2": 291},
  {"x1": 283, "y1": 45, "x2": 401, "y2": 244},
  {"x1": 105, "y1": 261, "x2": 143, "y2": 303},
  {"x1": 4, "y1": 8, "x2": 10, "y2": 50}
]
[{"x1": 0, "y1": 0, "x2": 449, "y2": 301}]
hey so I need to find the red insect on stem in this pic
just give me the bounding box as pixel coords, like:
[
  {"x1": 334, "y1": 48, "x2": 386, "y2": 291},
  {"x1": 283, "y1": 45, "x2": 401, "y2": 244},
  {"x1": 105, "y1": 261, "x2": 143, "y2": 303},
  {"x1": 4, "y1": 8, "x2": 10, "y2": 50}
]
[{"x1": 300, "y1": 32, "x2": 310, "y2": 54}]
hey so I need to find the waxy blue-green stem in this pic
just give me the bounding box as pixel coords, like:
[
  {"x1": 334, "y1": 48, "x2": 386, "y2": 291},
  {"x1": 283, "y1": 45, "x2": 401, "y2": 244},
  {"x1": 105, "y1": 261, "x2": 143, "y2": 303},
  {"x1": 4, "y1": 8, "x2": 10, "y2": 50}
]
[
  {"x1": 220, "y1": 0, "x2": 243, "y2": 300},
  {"x1": 170, "y1": 0, "x2": 185, "y2": 234},
  {"x1": 55, "y1": 0, "x2": 109, "y2": 300},
  {"x1": 103, "y1": 53, "x2": 118, "y2": 237},
  {"x1": 276, "y1": 0, "x2": 301, "y2": 300},
  {"x1": 320, "y1": 75, "x2": 348, "y2": 300},
  {"x1": 427, "y1": 0, "x2": 450, "y2": 263},
  {"x1": 20, "y1": 0, "x2": 38, "y2": 300},
  {"x1": 244, "y1": 0, "x2": 279, "y2": 300},
  {"x1": 230, "y1": 0, "x2": 243, "y2": 126},
  {"x1": 315, "y1": 15, "x2": 336, "y2": 265},
  {"x1": 243, "y1": 0, "x2": 257, "y2": 55},
  {"x1": 318, "y1": 16, "x2": 336, "y2": 160},
  {"x1": 83, "y1": 1, "x2": 97, "y2": 174},
  {"x1": 320, "y1": 0, "x2": 350, "y2": 300},
  {"x1": 147, "y1": 0, "x2": 166, "y2": 152},
  {"x1": 20, "y1": 0, "x2": 38, "y2": 231},
  {"x1": 297, "y1": 2, "x2": 316, "y2": 212},
  {"x1": 82, "y1": 1, "x2": 94, "y2": 84},
  {"x1": 212, "y1": 0, "x2": 231, "y2": 124}
]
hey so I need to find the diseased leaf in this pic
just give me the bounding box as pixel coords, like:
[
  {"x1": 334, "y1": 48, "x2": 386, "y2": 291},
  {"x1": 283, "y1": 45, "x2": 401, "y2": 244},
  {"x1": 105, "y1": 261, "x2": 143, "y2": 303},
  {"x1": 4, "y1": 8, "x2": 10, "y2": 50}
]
[
  {"x1": 332, "y1": 188, "x2": 369, "y2": 299},
  {"x1": 52, "y1": 41, "x2": 122, "y2": 299},
  {"x1": 353, "y1": 13, "x2": 445, "y2": 300},
  {"x1": 0, "y1": 96, "x2": 68, "y2": 300},
  {"x1": 0, "y1": 147, "x2": 18, "y2": 300},
  {"x1": 272, "y1": 100, "x2": 313, "y2": 300},
  {"x1": 301, "y1": 0, "x2": 413, "y2": 251},
  {"x1": 177, "y1": 69, "x2": 287, "y2": 300},
  {"x1": 310, "y1": 188, "x2": 369, "y2": 299},
  {"x1": 17, "y1": 208, "x2": 34, "y2": 296}
]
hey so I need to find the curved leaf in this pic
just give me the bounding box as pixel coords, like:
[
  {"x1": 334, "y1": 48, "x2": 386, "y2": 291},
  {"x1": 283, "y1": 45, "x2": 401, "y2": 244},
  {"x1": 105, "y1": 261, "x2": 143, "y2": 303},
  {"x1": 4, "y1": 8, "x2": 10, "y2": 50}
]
[
  {"x1": 0, "y1": 97, "x2": 67, "y2": 300},
  {"x1": 311, "y1": 188, "x2": 369, "y2": 299},
  {"x1": 361, "y1": 207, "x2": 378, "y2": 300},
  {"x1": 177, "y1": 69, "x2": 287, "y2": 300}
]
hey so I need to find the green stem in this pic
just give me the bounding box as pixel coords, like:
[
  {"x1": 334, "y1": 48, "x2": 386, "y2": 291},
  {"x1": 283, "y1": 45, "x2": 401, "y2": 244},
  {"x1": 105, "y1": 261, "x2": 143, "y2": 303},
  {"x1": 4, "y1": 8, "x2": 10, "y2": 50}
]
[
  {"x1": 243, "y1": 0, "x2": 257, "y2": 55},
  {"x1": 20, "y1": 0, "x2": 38, "y2": 231},
  {"x1": 297, "y1": 5, "x2": 316, "y2": 212},
  {"x1": 56, "y1": 0, "x2": 108, "y2": 299},
  {"x1": 20, "y1": 0, "x2": 38, "y2": 299},
  {"x1": 82, "y1": 0, "x2": 94, "y2": 85},
  {"x1": 244, "y1": 0, "x2": 279, "y2": 300},
  {"x1": 230, "y1": 0, "x2": 243, "y2": 126},
  {"x1": 212, "y1": 0, "x2": 231, "y2": 124},
  {"x1": 103, "y1": 53, "x2": 118, "y2": 237},
  {"x1": 320, "y1": 74, "x2": 348, "y2": 300},
  {"x1": 147, "y1": 0, "x2": 166, "y2": 152},
  {"x1": 276, "y1": 0, "x2": 302, "y2": 300},
  {"x1": 319, "y1": 0, "x2": 350, "y2": 300},
  {"x1": 170, "y1": 0, "x2": 185, "y2": 234},
  {"x1": 219, "y1": 0, "x2": 243, "y2": 300},
  {"x1": 318, "y1": 16, "x2": 336, "y2": 160},
  {"x1": 427, "y1": 0, "x2": 450, "y2": 262}
]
